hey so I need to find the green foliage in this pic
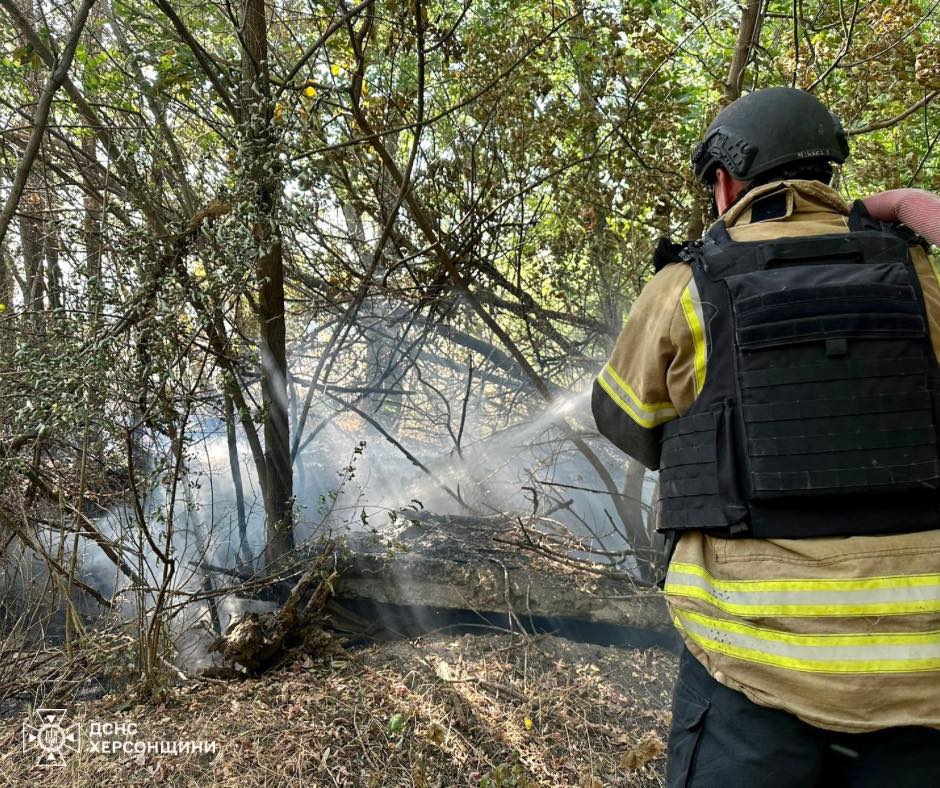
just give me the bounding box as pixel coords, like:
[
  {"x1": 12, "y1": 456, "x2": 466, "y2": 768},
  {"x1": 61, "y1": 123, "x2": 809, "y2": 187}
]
[{"x1": 2, "y1": 0, "x2": 939, "y2": 591}]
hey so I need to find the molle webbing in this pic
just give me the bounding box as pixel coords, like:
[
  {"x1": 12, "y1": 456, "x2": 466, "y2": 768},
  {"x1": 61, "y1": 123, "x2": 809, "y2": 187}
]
[{"x1": 658, "y1": 228, "x2": 940, "y2": 539}]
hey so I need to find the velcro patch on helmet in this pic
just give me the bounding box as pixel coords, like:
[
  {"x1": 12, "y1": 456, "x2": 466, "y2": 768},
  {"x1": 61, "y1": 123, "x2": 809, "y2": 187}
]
[{"x1": 707, "y1": 132, "x2": 757, "y2": 178}]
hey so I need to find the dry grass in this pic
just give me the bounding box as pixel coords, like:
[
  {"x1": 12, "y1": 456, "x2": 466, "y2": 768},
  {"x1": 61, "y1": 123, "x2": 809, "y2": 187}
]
[{"x1": 0, "y1": 632, "x2": 676, "y2": 787}]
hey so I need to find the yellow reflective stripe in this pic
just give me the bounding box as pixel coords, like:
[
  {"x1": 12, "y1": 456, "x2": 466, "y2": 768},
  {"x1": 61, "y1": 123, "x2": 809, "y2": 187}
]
[
  {"x1": 674, "y1": 610, "x2": 940, "y2": 674},
  {"x1": 677, "y1": 607, "x2": 940, "y2": 648},
  {"x1": 602, "y1": 363, "x2": 675, "y2": 413},
  {"x1": 596, "y1": 363, "x2": 677, "y2": 428},
  {"x1": 675, "y1": 620, "x2": 940, "y2": 674},
  {"x1": 666, "y1": 581, "x2": 940, "y2": 617},
  {"x1": 666, "y1": 561, "x2": 940, "y2": 617},
  {"x1": 679, "y1": 282, "x2": 707, "y2": 395},
  {"x1": 596, "y1": 375, "x2": 662, "y2": 429},
  {"x1": 669, "y1": 561, "x2": 940, "y2": 593}
]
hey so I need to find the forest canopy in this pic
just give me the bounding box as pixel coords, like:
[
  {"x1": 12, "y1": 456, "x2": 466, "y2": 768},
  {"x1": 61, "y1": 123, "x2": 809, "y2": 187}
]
[{"x1": 0, "y1": 0, "x2": 938, "y2": 691}]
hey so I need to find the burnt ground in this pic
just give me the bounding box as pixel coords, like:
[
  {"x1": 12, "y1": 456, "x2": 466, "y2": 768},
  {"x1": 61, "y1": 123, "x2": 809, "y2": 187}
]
[{"x1": 0, "y1": 631, "x2": 677, "y2": 787}]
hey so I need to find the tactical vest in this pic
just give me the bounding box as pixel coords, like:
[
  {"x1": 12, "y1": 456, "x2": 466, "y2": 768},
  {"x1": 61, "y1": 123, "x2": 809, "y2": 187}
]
[{"x1": 658, "y1": 219, "x2": 940, "y2": 539}]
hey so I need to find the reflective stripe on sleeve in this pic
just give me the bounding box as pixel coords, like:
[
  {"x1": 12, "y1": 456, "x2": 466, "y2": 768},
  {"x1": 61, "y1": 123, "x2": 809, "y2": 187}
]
[
  {"x1": 596, "y1": 362, "x2": 677, "y2": 428},
  {"x1": 679, "y1": 279, "x2": 707, "y2": 396},
  {"x1": 665, "y1": 562, "x2": 940, "y2": 617},
  {"x1": 674, "y1": 607, "x2": 940, "y2": 673}
]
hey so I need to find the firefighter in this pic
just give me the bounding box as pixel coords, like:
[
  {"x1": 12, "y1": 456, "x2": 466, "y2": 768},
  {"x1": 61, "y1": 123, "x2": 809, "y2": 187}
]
[{"x1": 592, "y1": 87, "x2": 940, "y2": 787}]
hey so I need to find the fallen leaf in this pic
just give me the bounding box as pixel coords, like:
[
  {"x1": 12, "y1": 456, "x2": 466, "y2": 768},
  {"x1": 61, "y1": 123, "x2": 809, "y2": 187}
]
[{"x1": 620, "y1": 734, "x2": 666, "y2": 771}]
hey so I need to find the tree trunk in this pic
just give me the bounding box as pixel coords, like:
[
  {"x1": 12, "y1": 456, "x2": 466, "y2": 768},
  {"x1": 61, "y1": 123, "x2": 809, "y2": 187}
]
[
  {"x1": 622, "y1": 459, "x2": 646, "y2": 529},
  {"x1": 572, "y1": 3, "x2": 621, "y2": 335},
  {"x1": 16, "y1": 0, "x2": 44, "y2": 313},
  {"x1": 239, "y1": 0, "x2": 294, "y2": 566},
  {"x1": 18, "y1": 205, "x2": 44, "y2": 316},
  {"x1": 82, "y1": 133, "x2": 102, "y2": 285},
  {"x1": 0, "y1": 246, "x2": 13, "y2": 356},
  {"x1": 686, "y1": 0, "x2": 765, "y2": 242},
  {"x1": 724, "y1": 0, "x2": 765, "y2": 105},
  {"x1": 224, "y1": 390, "x2": 252, "y2": 568},
  {"x1": 43, "y1": 201, "x2": 62, "y2": 310}
]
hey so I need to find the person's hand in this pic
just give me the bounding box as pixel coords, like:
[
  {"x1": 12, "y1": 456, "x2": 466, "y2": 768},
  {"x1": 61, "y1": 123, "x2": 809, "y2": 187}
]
[{"x1": 862, "y1": 188, "x2": 940, "y2": 246}]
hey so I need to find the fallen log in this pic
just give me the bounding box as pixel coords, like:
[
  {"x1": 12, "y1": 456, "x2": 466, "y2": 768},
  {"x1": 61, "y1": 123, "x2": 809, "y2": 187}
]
[
  {"x1": 213, "y1": 513, "x2": 675, "y2": 672},
  {"x1": 334, "y1": 512, "x2": 672, "y2": 635}
]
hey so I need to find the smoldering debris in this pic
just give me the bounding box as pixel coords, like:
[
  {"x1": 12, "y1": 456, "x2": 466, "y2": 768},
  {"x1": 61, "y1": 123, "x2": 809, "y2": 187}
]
[
  {"x1": 208, "y1": 540, "x2": 340, "y2": 675},
  {"x1": 333, "y1": 511, "x2": 671, "y2": 634},
  {"x1": 200, "y1": 511, "x2": 673, "y2": 677}
]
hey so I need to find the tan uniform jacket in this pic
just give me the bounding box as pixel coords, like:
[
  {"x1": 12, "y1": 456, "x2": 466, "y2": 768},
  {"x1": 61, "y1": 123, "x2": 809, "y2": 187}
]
[{"x1": 593, "y1": 180, "x2": 940, "y2": 732}]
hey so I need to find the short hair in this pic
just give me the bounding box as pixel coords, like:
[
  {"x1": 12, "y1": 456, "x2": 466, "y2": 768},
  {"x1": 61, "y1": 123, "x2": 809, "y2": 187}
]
[{"x1": 747, "y1": 159, "x2": 834, "y2": 187}]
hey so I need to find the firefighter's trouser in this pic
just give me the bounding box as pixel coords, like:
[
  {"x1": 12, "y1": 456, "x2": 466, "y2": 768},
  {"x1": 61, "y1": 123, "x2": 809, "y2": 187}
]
[{"x1": 666, "y1": 648, "x2": 940, "y2": 787}]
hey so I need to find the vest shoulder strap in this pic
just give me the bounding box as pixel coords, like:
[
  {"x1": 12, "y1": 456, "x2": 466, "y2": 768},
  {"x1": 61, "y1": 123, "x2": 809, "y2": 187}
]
[
  {"x1": 705, "y1": 219, "x2": 732, "y2": 244},
  {"x1": 847, "y1": 199, "x2": 929, "y2": 252}
]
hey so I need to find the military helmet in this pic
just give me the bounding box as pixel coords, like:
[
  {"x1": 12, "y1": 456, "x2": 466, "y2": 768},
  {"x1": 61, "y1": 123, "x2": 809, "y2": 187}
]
[{"x1": 692, "y1": 87, "x2": 850, "y2": 183}]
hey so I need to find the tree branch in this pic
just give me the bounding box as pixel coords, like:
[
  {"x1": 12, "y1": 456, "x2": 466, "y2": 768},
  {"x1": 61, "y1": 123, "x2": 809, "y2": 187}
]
[
  {"x1": 725, "y1": 0, "x2": 765, "y2": 104},
  {"x1": 0, "y1": 0, "x2": 165, "y2": 232},
  {"x1": 278, "y1": 0, "x2": 377, "y2": 96},
  {"x1": 0, "y1": 0, "x2": 96, "y2": 249},
  {"x1": 849, "y1": 90, "x2": 939, "y2": 136},
  {"x1": 151, "y1": 0, "x2": 238, "y2": 118}
]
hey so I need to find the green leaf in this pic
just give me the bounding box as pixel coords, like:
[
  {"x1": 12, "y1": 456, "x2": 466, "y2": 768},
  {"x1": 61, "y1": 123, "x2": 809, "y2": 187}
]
[{"x1": 387, "y1": 713, "x2": 405, "y2": 734}]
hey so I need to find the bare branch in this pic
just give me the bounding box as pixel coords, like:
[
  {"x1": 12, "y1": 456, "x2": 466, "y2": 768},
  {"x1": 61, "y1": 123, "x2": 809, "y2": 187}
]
[
  {"x1": 849, "y1": 91, "x2": 940, "y2": 136},
  {"x1": 151, "y1": 0, "x2": 239, "y2": 118},
  {"x1": 0, "y1": 0, "x2": 96, "y2": 249},
  {"x1": 725, "y1": 0, "x2": 765, "y2": 104}
]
